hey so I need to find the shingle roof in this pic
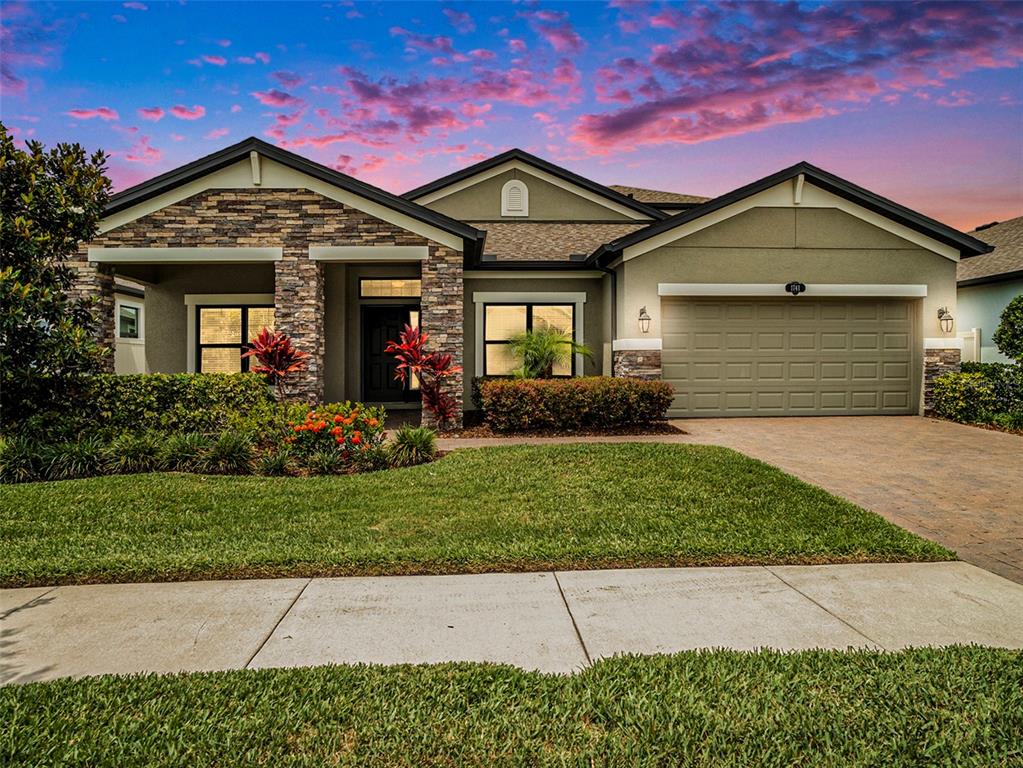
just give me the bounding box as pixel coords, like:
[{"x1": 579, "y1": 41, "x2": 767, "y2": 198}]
[
  {"x1": 471, "y1": 221, "x2": 648, "y2": 261},
  {"x1": 609, "y1": 185, "x2": 709, "y2": 205},
  {"x1": 960, "y1": 216, "x2": 1023, "y2": 284}
]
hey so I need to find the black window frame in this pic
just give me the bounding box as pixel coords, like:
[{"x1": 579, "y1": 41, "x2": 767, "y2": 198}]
[
  {"x1": 482, "y1": 302, "x2": 576, "y2": 377},
  {"x1": 195, "y1": 304, "x2": 274, "y2": 373},
  {"x1": 359, "y1": 277, "x2": 423, "y2": 299}
]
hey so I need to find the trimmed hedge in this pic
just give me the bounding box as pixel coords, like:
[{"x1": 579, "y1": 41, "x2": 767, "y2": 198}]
[
  {"x1": 933, "y1": 364, "x2": 1023, "y2": 430},
  {"x1": 961, "y1": 361, "x2": 1023, "y2": 413},
  {"x1": 480, "y1": 376, "x2": 673, "y2": 431}
]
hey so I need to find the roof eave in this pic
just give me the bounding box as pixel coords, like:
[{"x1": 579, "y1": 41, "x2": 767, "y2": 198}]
[{"x1": 957, "y1": 268, "x2": 1023, "y2": 288}]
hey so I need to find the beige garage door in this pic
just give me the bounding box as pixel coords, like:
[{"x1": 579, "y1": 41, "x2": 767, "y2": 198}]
[{"x1": 661, "y1": 298, "x2": 918, "y2": 417}]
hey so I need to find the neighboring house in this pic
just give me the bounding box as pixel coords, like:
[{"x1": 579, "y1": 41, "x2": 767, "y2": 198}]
[
  {"x1": 113, "y1": 279, "x2": 146, "y2": 374},
  {"x1": 71, "y1": 137, "x2": 991, "y2": 423},
  {"x1": 957, "y1": 216, "x2": 1023, "y2": 363}
]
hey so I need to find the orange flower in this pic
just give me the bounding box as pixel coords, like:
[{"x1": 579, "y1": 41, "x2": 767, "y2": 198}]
[
  {"x1": 352, "y1": 432, "x2": 362, "y2": 445},
  {"x1": 367, "y1": 418, "x2": 378, "y2": 427},
  {"x1": 335, "y1": 436, "x2": 344, "y2": 444},
  {"x1": 333, "y1": 414, "x2": 344, "y2": 424},
  {"x1": 306, "y1": 411, "x2": 315, "y2": 421},
  {"x1": 331, "y1": 426, "x2": 342, "y2": 436}
]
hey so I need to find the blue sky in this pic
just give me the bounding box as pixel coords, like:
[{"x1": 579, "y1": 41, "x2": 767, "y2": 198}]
[{"x1": 2, "y1": 0, "x2": 1021, "y2": 229}]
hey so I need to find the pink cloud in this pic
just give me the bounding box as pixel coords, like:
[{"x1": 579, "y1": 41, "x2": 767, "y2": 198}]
[
  {"x1": 469, "y1": 48, "x2": 495, "y2": 60},
  {"x1": 533, "y1": 112, "x2": 555, "y2": 124},
  {"x1": 389, "y1": 27, "x2": 455, "y2": 55},
  {"x1": 520, "y1": 9, "x2": 584, "y2": 54},
  {"x1": 170, "y1": 104, "x2": 205, "y2": 120},
  {"x1": 215, "y1": 38, "x2": 231, "y2": 47},
  {"x1": 461, "y1": 103, "x2": 492, "y2": 118},
  {"x1": 442, "y1": 8, "x2": 475, "y2": 34},
  {"x1": 124, "y1": 134, "x2": 161, "y2": 164},
  {"x1": 67, "y1": 107, "x2": 119, "y2": 121},
  {"x1": 230, "y1": 103, "x2": 242, "y2": 113},
  {"x1": 255, "y1": 51, "x2": 271, "y2": 64},
  {"x1": 508, "y1": 39, "x2": 527, "y2": 54},
  {"x1": 122, "y1": 1, "x2": 147, "y2": 10},
  {"x1": 201, "y1": 54, "x2": 227, "y2": 66},
  {"x1": 204, "y1": 127, "x2": 229, "y2": 139},
  {"x1": 137, "y1": 106, "x2": 164, "y2": 121},
  {"x1": 272, "y1": 70, "x2": 303, "y2": 88},
  {"x1": 112, "y1": 14, "x2": 127, "y2": 23},
  {"x1": 251, "y1": 89, "x2": 304, "y2": 107}
]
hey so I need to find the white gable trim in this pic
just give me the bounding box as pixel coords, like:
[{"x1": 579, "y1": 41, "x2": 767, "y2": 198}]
[
  {"x1": 100, "y1": 156, "x2": 464, "y2": 251},
  {"x1": 622, "y1": 181, "x2": 959, "y2": 262},
  {"x1": 411, "y1": 159, "x2": 651, "y2": 221}
]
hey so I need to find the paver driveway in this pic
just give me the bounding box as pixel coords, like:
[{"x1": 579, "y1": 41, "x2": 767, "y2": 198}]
[{"x1": 683, "y1": 416, "x2": 1023, "y2": 584}]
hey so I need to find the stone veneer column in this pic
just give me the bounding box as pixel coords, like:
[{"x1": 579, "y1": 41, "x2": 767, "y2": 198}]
[
  {"x1": 923, "y1": 345, "x2": 961, "y2": 415},
  {"x1": 420, "y1": 244, "x2": 464, "y2": 427},
  {"x1": 613, "y1": 349, "x2": 662, "y2": 380},
  {"x1": 70, "y1": 249, "x2": 116, "y2": 373},
  {"x1": 275, "y1": 248, "x2": 324, "y2": 402}
]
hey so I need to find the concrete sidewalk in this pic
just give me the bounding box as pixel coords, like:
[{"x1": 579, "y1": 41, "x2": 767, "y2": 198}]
[{"x1": 3, "y1": 562, "x2": 1022, "y2": 684}]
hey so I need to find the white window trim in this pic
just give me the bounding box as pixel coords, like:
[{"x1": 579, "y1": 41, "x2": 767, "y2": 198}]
[
  {"x1": 114, "y1": 298, "x2": 145, "y2": 344},
  {"x1": 658, "y1": 283, "x2": 928, "y2": 297},
  {"x1": 501, "y1": 179, "x2": 529, "y2": 217},
  {"x1": 472, "y1": 291, "x2": 586, "y2": 376},
  {"x1": 184, "y1": 293, "x2": 274, "y2": 373}
]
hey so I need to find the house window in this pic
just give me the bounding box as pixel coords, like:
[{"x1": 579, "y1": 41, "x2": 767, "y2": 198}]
[
  {"x1": 501, "y1": 179, "x2": 529, "y2": 217},
  {"x1": 118, "y1": 305, "x2": 141, "y2": 339},
  {"x1": 483, "y1": 303, "x2": 574, "y2": 376},
  {"x1": 196, "y1": 305, "x2": 274, "y2": 373},
  {"x1": 359, "y1": 278, "x2": 422, "y2": 298}
]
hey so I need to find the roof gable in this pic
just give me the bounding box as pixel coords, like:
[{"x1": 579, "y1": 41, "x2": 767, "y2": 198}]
[
  {"x1": 590, "y1": 162, "x2": 993, "y2": 266},
  {"x1": 103, "y1": 137, "x2": 483, "y2": 254},
  {"x1": 960, "y1": 215, "x2": 1023, "y2": 285},
  {"x1": 403, "y1": 148, "x2": 666, "y2": 221}
]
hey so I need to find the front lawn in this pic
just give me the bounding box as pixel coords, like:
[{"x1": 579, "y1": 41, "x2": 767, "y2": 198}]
[
  {"x1": 2, "y1": 648, "x2": 1019, "y2": 766},
  {"x1": 0, "y1": 444, "x2": 952, "y2": 587}
]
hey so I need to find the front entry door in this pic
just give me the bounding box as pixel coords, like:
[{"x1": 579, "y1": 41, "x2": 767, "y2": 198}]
[{"x1": 362, "y1": 306, "x2": 419, "y2": 402}]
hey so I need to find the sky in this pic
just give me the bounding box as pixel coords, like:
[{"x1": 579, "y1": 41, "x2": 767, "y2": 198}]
[{"x1": 2, "y1": 0, "x2": 1022, "y2": 231}]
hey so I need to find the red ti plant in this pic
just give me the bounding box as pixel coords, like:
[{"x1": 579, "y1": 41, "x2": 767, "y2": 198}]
[
  {"x1": 385, "y1": 324, "x2": 462, "y2": 428},
  {"x1": 243, "y1": 327, "x2": 310, "y2": 400}
]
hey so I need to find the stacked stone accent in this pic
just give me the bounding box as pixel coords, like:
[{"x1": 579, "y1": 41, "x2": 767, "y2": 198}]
[
  {"x1": 69, "y1": 260, "x2": 116, "y2": 373},
  {"x1": 923, "y1": 346, "x2": 961, "y2": 415},
  {"x1": 75, "y1": 189, "x2": 463, "y2": 414},
  {"x1": 613, "y1": 349, "x2": 662, "y2": 380},
  {"x1": 421, "y1": 244, "x2": 464, "y2": 427}
]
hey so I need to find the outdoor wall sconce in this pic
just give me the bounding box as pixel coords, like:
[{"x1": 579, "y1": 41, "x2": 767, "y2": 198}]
[
  {"x1": 937, "y1": 307, "x2": 955, "y2": 334},
  {"x1": 638, "y1": 306, "x2": 652, "y2": 334}
]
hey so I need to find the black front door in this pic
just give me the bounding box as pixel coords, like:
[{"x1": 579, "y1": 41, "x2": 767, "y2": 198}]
[{"x1": 362, "y1": 306, "x2": 417, "y2": 402}]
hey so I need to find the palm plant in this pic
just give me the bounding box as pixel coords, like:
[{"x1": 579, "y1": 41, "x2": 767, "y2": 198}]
[{"x1": 507, "y1": 326, "x2": 591, "y2": 379}]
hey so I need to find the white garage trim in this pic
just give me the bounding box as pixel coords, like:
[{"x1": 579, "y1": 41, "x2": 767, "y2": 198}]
[
  {"x1": 612, "y1": 338, "x2": 662, "y2": 351},
  {"x1": 923, "y1": 337, "x2": 963, "y2": 350},
  {"x1": 184, "y1": 293, "x2": 274, "y2": 373},
  {"x1": 623, "y1": 181, "x2": 960, "y2": 262},
  {"x1": 310, "y1": 246, "x2": 429, "y2": 262},
  {"x1": 658, "y1": 283, "x2": 928, "y2": 298},
  {"x1": 472, "y1": 291, "x2": 587, "y2": 375},
  {"x1": 90, "y1": 247, "x2": 282, "y2": 263}
]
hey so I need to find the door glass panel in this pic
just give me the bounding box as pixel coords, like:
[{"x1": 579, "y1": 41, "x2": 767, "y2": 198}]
[
  {"x1": 485, "y1": 305, "x2": 526, "y2": 341},
  {"x1": 533, "y1": 305, "x2": 573, "y2": 335},
  {"x1": 407, "y1": 310, "x2": 421, "y2": 390},
  {"x1": 199, "y1": 308, "x2": 241, "y2": 344},
  {"x1": 201, "y1": 347, "x2": 242, "y2": 373},
  {"x1": 360, "y1": 279, "x2": 422, "y2": 297},
  {"x1": 485, "y1": 344, "x2": 519, "y2": 375},
  {"x1": 246, "y1": 307, "x2": 275, "y2": 342}
]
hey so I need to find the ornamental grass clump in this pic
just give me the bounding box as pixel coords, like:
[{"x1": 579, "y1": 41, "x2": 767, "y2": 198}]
[
  {"x1": 388, "y1": 425, "x2": 437, "y2": 468},
  {"x1": 104, "y1": 432, "x2": 163, "y2": 475},
  {"x1": 160, "y1": 432, "x2": 212, "y2": 473},
  {"x1": 256, "y1": 447, "x2": 296, "y2": 477},
  {"x1": 197, "y1": 432, "x2": 255, "y2": 475},
  {"x1": 0, "y1": 436, "x2": 43, "y2": 483},
  {"x1": 41, "y1": 436, "x2": 106, "y2": 481}
]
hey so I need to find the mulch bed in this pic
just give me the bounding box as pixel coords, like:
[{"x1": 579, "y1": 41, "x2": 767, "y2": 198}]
[{"x1": 438, "y1": 421, "x2": 686, "y2": 439}]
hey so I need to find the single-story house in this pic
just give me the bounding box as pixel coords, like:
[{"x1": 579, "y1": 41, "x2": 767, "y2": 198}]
[
  {"x1": 72, "y1": 137, "x2": 992, "y2": 424},
  {"x1": 957, "y1": 216, "x2": 1023, "y2": 363},
  {"x1": 113, "y1": 279, "x2": 146, "y2": 374}
]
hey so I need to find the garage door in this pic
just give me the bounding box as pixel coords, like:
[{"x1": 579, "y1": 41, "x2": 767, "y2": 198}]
[{"x1": 661, "y1": 298, "x2": 918, "y2": 417}]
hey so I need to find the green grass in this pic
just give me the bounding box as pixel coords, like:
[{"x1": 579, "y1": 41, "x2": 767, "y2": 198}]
[
  {"x1": 0, "y1": 444, "x2": 953, "y2": 587},
  {"x1": 2, "y1": 648, "x2": 1019, "y2": 766}
]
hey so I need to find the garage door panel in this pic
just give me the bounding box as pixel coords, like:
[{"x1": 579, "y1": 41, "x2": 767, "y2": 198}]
[{"x1": 661, "y1": 297, "x2": 917, "y2": 417}]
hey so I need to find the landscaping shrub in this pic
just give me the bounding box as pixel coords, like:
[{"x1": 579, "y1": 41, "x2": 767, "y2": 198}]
[
  {"x1": 284, "y1": 403, "x2": 386, "y2": 460},
  {"x1": 159, "y1": 432, "x2": 213, "y2": 473},
  {"x1": 197, "y1": 432, "x2": 255, "y2": 475},
  {"x1": 992, "y1": 293, "x2": 1023, "y2": 363},
  {"x1": 255, "y1": 447, "x2": 296, "y2": 477},
  {"x1": 104, "y1": 432, "x2": 163, "y2": 475},
  {"x1": 931, "y1": 372, "x2": 998, "y2": 424},
  {"x1": 352, "y1": 445, "x2": 391, "y2": 473},
  {"x1": 471, "y1": 376, "x2": 500, "y2": 411},
  {"x1": 304, "y1": 450, "x2": 346, "y2": 476},
  {"x1": 480, "y1": 377, "x2": 674, "y2": 431},
  {"x1": 961, "y1": 361, "x2": 1022, "y2": 413},
  {"x1": 41, "y1": 437, "x2": 106, "y2": 481},
  {"x1": 0, "y1": 436, "x2": 43, "y2": 484},
  {"x1": 388, "y1": 425, "x2": 437, "y2": 468}
]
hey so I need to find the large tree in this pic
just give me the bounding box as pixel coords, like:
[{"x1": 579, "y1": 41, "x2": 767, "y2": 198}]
[{"x1": 1, "y1": 124, "x2": 112, "y2": 430}]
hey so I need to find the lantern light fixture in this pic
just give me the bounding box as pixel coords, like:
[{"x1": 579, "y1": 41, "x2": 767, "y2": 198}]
[
  {"x1": 638, "y1": 306, "x2": 651, "y2": 334},
  {"x1": 937, "y1": 307, "x2": 954, "y2": 334}
]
